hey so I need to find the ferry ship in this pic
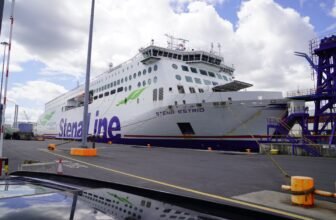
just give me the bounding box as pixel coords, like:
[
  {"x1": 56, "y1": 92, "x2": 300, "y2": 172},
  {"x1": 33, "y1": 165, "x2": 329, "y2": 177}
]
[{"x1": 36, "y1": 37, "x2": 287, "y2": 151}]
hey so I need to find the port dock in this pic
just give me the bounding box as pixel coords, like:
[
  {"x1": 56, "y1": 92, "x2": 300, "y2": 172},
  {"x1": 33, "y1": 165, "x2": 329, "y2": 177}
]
[{"x1": 3, "y1": 139, "x2": 336, "y2": 219}]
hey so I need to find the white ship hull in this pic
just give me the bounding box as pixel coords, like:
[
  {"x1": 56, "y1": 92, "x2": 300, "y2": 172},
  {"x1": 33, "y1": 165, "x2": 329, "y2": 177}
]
[
  {"x1": 37, "y1": 42, "x2": 287, "y2": 151},
  {"x1": 37, "y1": 90, "x2": 286, "y2": 151}
]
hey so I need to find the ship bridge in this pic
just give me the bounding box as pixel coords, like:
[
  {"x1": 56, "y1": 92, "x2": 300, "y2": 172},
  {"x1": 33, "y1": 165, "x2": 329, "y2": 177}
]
[{"x1": 139, "y1": 45, "x2": 234, "y2": 75}]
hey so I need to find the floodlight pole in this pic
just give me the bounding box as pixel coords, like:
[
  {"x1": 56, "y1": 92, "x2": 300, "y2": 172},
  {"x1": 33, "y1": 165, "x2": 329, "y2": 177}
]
[
  {"x1": 81, "y1": 0, "x2": 95, "y2": 148},
  {"x1": 0, "y1": 42, "x2": 8, "y2": 104},
  {"x1": 0, "y1": 0, "x2": 15, "y2": 157}
]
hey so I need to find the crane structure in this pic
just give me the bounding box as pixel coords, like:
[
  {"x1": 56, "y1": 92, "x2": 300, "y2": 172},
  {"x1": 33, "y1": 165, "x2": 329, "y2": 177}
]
[{"x1": 266, "y1": 34, "x2": 336, "y2": 156}]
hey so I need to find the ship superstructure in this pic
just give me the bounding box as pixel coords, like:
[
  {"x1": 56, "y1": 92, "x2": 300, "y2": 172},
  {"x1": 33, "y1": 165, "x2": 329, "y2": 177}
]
[{"x1": 37, "y1": 38, "x2": 287, "y2": 151}]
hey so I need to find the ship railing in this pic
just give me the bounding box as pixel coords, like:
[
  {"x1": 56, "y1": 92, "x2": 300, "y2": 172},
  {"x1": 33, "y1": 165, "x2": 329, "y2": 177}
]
[{"x1": 286, "y1": 88, "x2": 316, "y2": 97}]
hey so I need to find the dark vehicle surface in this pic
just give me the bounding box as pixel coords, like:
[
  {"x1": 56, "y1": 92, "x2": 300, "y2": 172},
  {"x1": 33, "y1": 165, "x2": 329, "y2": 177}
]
[{"x1": 0, "y1": 172, "x2": 292, "y2": 220}]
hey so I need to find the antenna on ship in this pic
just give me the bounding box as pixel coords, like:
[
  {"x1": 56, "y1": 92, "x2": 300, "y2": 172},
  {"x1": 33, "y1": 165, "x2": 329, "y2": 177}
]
[
  {"x1": 165, "y1": 34, "x2": 188, "y2": 51},
  {"x1": 217, "y1": 43, "x2": 221, "y2": 56},
  {"x1": 210, "y1": 42, "x2": 214, "y2": 54}
]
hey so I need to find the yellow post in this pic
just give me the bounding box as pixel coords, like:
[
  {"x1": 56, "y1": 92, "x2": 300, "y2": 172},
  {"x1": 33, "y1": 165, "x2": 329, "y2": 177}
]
[{"x1": 291, "y1": 176, "x2": 314, "y2": 206}]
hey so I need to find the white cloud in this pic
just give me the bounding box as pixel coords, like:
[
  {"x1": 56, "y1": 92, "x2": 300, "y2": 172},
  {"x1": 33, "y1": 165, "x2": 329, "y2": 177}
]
[
  {"x1": 8, "y1": 80, "x2": 67, "y2": 104},
  {"x1": 233, "y1": 0, "x2": 315, "y2": 91},
  {"x1": 0, "y1": 0, "x2": 318, "y2": 121},
  {"x1": 331, "y1": 0, "x2": 336, "y2": 17},
  {"x1": 4, "y1": 80, "x2": 67, "y2": 123}
]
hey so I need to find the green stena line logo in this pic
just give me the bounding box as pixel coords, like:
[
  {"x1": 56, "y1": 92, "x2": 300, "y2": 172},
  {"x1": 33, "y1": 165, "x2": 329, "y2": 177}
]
[
  {"x1": 39, "y1": 111, "x2": 55, "y2": 126},
  {"x1": 116, "y1": 87, "x2": 146, "y2": 106}
]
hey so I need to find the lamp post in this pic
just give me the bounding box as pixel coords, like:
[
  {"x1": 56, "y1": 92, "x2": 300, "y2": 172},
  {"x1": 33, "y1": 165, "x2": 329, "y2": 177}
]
[
  {"x1": 0, "y1": 42, "x2": 8, "y2": 105},
  {"x1": 81, "y1": 0, "x2": 95, "y2": 147},
  {"x1": 0, "y1": 0, "x2": 15, "y2": 157}
]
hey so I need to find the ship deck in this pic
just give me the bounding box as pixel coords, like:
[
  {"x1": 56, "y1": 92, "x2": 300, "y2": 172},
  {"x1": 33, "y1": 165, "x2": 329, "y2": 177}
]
[{"x1": 3, "y1": 140, "x2": 336, "y2": 219}]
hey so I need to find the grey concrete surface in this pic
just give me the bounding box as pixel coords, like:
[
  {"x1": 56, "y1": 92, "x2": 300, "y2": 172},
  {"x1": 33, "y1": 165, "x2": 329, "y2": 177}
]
[{"x1": 3, "y1": 140, "x2": 336, "y2": 205}]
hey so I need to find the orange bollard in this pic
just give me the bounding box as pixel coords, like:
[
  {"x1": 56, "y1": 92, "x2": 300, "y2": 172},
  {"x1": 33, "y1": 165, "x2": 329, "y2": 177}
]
[
  {"x1": 48, "y1": 144, "x2": 56, "y2": 151},
  {"x1": 291, "y1": 176, "x2": 314, "y2": 207},
  {"x1": 108, "y1": 141, "x2": 112, "y2": 144}
]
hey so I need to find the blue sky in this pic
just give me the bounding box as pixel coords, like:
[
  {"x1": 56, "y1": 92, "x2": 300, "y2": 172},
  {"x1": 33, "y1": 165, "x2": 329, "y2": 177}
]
[{"x1": 0, "y1": 0, "x2": 335, "y2": 122}]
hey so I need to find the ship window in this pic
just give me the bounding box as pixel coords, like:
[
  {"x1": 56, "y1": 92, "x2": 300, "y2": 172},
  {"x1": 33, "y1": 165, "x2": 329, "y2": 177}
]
[
  {"x1": 94, "y1": 96, "x2": 98, "y2": 100},
  {"x1": 158, "y1": 50, "x2": 163, "y2": 56},
  {"x1": 143, "y1": 69, "x2": 146, "y2": 75},
  {"x1": 177, "y1": 55, "x2": 181, "y2": 60},
  {"x1": 99, "y1": 94, "x2": 103, "y2": 98},
  {"x1": 129, "y1": 75, "x2": 132, "y2": 80},
  {"x1": 153, "y1": 50, "x2": 158, "y2": 56},
  {"x1": 111, "y1": 89, "x2": 116, "y2": 94},
  {"x1": 117, "y1": 87, "x2": 123, "y2": 93},
  {"x1": 169, "y1": 87, "x2": 172, "y2": 92},
  {"x1": 148, "y1": 66, "x2": 152, "y2": 73},
  {"x1": 200, "y1": 69, "x2": 207, "y2": 76},
  {"x1": 177, "y1": 123, "x2": 195, "y2": 135},
  {"x1": 104, "y1": 92, "x2": 109, "y2": 96},
  {"x1": 195, "y1": 54, "x2": 201, "y2": 60},
  {"x1": 138, "y1": 82, "x2": 141, "y2": 87},
  {"x1": 222, "y1": 75, "x2": 228, "y2": 81},
  {"x1": 125, "y1": 86, "x2": 128, "y2": 92},
  {"x1": 158, "y1": 87, "x2": 164, "y2": 100},
  {"x1": 189, "y1": 87, "x2": 196, "y2": 93},
  {"x1": 199, "y1": 88, "x2": 204, "y2": 93},
  {"x1": 148, "y1": 78, "x2": 151, "y2": 85},
  {"x1": 172, "y1": 64, "x2": 178, "y2": 69},
  {"x1": 173, "y1": 54, "x2": 177, "y2": 59},
  {"x1": 212, "y1": 81, "x2": 218, "y2": 85},
  {"x1": 216, "y1": 73, "x2": 223, "y2": 79},
  {"x1": 133, "y1": 73, "x2": 136, "y2": 79},
  {"x1": 154, "y1": 64, "x2": 158, "y2": 71},
  {"x1": 183, "y1": 55, "x2": 188, "y2": 61},
  {"x1": 138, "y1": 71, "x2": 141, "y2": 77},
  {"x1": 121, "y1": 78, "x2": 124, "y2": 84},
  {"x1": 110, "y1": 83, "x2": 113, "y2": 87},
  {"x1": 114, "y1": 81, "x2": 116, "y2": 86},
  {"x1": 208, "y1": 72, "x2": 215, "y2": 77},
  {"x1": 129, "y1": 85, "x2": 132, "y2": 91},
  {"x1": 175, "y1": 75, "x2": 181, "y2": 80},
  {"x1": 168, "y1": 53, "x2": 172, "y2": 58},
  {"x1": 117, "y1": 80, "x2": 120, "y2": 85},
  {"x1": 163, "y1": 51, "x2": 168, "y2": 57},
  {"x1": 202, "y1": 55, "x2": 208, "y2": 62},
  {"x1": 125, "y1": 77, "x2": 128, "y2": 82},
  {"x1": 142, "y1": 80, "x2": 146, "y2": 87},
  {"x1": 177, "y1": 85, "x2": 185, "y2": 94},
  {"x1": 190, "y1": 67, "x2": 197, "y2": 73},
  {"x1": 154, "y1": 76, "x2": 158, "y2": 83},
  {"x1": 185, "y1": 76, "x2": 193, "y2": 83},
  {"x1": 209, "y1": 57, "x2": 215, "y2": 64},
  {"x1": 204, "y1": 79, "x2": 211, "y2": 85},
  {"x1": 181, "y1": 65, "x2": 189, "y2": 72},
  {"x1": 194, "y1": 77, "x2": 202, "y2": 84},
  {"x1": 153, "y1": 89, "x2": 157, "y2": 101}
]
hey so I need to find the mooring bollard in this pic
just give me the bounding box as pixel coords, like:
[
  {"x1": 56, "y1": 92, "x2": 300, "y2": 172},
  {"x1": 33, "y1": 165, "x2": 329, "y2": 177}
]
[
  {"x1": 282, "y1": 176, "x2": 336, "y2": 206},
  {"x1": 48, "y1": 143, "x2": 56, "y2": 151}
]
